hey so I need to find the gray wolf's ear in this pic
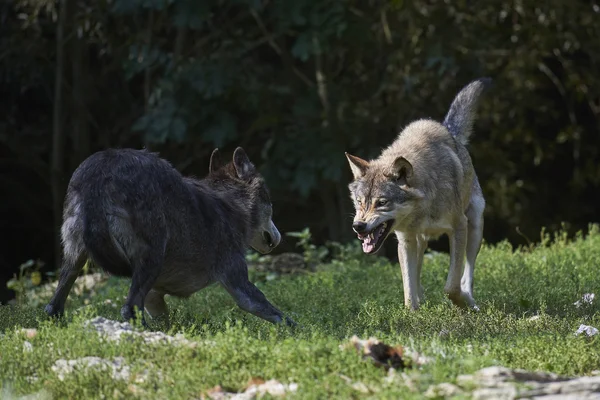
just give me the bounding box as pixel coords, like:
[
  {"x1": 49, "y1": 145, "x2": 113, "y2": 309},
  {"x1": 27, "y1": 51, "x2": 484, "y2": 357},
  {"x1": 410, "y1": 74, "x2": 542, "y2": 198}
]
[
  {"x1": 390, "y1": 156, "x2": 413, "y2": 186},
  {"x1": 345, "y1": 152, "x2": 369, "y2": 180},
  {"x1": 209, "y1": 148, "x2": 223, "y2": 173},
  {"x1": 233, "y1": 147, "x2": 255, "y2": 180}
]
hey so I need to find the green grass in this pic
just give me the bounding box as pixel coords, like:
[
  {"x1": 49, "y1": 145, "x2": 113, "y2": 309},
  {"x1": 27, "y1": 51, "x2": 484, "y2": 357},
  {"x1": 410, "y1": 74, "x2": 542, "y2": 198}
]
[{"x1": 2, "y1": 227, "x2": 600, "y2": 399}]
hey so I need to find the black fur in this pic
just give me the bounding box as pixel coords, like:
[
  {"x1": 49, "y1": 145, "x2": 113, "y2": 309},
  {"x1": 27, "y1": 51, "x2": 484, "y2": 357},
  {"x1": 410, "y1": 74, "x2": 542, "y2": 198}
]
[{"x1": 45, "y1": 148, "x2": 293, "y2": 327}]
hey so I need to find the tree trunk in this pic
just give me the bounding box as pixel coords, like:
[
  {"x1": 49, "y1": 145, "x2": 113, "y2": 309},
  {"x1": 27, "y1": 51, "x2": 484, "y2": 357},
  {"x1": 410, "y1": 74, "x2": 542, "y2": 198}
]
[
  {"x1": 143, "y1": 9, "x2": 154, "y2": 150},
  {"x1": 51, "y1": 0, "x2": 68, "y2": 269},
  {"x1": 335, "y1": 178, "x2": 352, "y2": 241},
  {"x1": 72, "y1": 32, "x2": 90, "y2": 166},
  {"x1": 320, "y1": 185, "x2": 341, "y2": 241},
  {"x1": 312, "y1": 34, "x2": 352, "y2": 242},
  {"x1": 174, "y1": 26, "x2": 186, "y2": 65}
]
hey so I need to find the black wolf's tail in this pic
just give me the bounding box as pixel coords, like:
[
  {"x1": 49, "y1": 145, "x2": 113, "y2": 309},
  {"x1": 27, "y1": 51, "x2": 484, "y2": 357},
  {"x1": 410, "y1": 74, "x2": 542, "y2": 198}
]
[
  {"x1": 442, "y1": 77, "x2": 491, "y2": 146},
  {"x1": 82, "y1": 186, "x2": 132, "y2": 277}
]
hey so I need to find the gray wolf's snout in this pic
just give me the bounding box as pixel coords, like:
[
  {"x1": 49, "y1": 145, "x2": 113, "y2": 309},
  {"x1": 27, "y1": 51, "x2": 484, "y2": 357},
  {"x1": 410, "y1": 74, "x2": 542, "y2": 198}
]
[{"x1": 352, "y1": 221, "x2": 368, "y2": 234}]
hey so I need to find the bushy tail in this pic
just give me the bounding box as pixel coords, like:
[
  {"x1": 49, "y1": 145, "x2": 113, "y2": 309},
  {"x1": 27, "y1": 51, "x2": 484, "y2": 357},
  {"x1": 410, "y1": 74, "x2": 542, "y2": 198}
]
[
  {"x1": 442, "y1": 77, "x2": 491, "y2": 146},
  {"x1": 82, "y1": 188, "x2": 132, "y2": 277}
]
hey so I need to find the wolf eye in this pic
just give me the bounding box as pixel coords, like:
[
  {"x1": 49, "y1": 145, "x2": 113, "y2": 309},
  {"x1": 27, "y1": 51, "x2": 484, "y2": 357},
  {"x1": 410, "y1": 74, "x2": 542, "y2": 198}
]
[{"x1": 377, "y1": 199, "x2": 388, "y2": 207}]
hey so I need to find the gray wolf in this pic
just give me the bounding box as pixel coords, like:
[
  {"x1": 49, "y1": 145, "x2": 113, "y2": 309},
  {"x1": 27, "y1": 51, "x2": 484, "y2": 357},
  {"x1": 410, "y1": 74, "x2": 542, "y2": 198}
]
[
  {"x1": 45, "y1": 147, "x2": 295, "y2": 326},
  {"x1": 345, "y1": 78, "x2": 490, "y2": 310}
]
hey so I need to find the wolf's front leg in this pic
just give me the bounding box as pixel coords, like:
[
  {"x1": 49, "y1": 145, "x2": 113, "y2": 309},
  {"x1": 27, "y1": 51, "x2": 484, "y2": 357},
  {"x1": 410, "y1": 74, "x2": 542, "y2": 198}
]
[
  {"x1": 396, "y1": 232, "x2": 421, "y2": 310},
  {"x1": 416, "y1": 235, "x2": 427, "y2": 303},
  {"x1": 445, "y1": 216, "x2": 477, "y2": 309},
  {"x1": 220, "y1": 258, "x2": 296, "y2": 326}
]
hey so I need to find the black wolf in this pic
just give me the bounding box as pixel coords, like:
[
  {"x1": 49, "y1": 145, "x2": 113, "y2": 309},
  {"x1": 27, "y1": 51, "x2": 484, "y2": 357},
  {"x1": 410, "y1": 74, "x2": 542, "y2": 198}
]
[{"x1": 45, "y1": 147, "x2": 295, "y2": 326}]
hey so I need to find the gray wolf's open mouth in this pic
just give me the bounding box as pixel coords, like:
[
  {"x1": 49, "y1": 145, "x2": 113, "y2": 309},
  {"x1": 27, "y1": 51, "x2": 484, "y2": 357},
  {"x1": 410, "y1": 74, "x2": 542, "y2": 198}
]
[{"x1": 357, "y1": 220, "x2": 394, "y2": 254}]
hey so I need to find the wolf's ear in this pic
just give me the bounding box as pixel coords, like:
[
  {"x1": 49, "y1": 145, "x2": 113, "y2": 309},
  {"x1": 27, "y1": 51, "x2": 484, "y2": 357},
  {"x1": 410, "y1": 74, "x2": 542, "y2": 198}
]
[
  {"x1": 233, "y1": 147, "x2": 255, "y2": 180},
  {"x1": 390, "y1": 156, "x2": 413, "y2": 186},
  {"x1": 345, "y1": 153, "x2": 369, "y2": 180},
  {"x1": 209, "y1": 148, "x2": 224, "y2": 173}
]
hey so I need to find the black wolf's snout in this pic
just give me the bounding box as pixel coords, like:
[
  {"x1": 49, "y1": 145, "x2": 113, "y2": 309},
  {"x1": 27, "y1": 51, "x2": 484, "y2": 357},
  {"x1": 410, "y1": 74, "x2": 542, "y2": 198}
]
[
  {"x1": 352, "y1": 221, "x2": 368, "y2": 234},
  {"x1": 263, "y1": 231, "x2": 274, "y2": 247}
]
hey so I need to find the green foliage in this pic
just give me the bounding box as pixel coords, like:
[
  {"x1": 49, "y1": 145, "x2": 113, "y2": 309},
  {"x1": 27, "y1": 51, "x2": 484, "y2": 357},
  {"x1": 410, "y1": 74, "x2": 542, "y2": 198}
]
[
  {"x1": 6, "y1": 259, "x2": 47, "y2": 307},
  {"x1": 1, "y1": 228, "x2": 600, "y2": 398},
  {"x1": 2, "y1": 0, "x2": 600, "y2": 278},
  {"x1": 286, "y1": 227, "x2": 329, "y2": 267}
]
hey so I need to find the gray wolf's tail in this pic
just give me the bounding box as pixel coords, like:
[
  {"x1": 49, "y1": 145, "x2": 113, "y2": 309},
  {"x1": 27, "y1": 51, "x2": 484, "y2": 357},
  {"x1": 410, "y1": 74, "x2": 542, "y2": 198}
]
[
  {"x1": 82, "y1": 185, "x2": 132, "y2": 277},
  {"x1": 442, "y1": 77, "x2": 491, "y2": 146}
]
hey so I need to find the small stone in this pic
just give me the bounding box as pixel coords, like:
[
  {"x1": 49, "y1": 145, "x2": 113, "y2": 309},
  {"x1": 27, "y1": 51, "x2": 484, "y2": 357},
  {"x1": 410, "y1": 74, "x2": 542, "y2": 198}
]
[
  {"x1": 23, "y1": 341, "x2": 33, "y2": 353},
  {"x1": 472, "y1": 386, "x2": 518, "y2": 400},
  {"x1": 201, "y1": 379, "x2": 297, "y2": 399},
  {"x1": 574, "y1": 293, "x2": 595, "y2": 308},
  {"x1": 575, "y1": 324, "x2": 599, "y2": 337},
  {"x1": 350, "y1": 382, "x2": 370, "y2": 393},
  {"x1": 425, "y1": 382, "x2": 462, "y2": 398}
]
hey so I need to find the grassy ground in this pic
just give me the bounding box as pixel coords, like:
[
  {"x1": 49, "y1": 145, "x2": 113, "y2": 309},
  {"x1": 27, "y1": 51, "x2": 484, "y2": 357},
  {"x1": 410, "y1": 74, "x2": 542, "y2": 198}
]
[{"x1": 1, "y1": 228, "x2": 600, "y2": 399}]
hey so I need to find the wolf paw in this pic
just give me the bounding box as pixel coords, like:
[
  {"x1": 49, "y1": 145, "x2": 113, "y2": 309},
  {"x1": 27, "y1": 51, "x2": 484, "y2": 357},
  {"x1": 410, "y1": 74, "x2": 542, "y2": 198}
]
[
  {"x1": 121, "y1": 305, "x2": 149, "y2": 328},
  {"x1": 447, "y1": 291, "x2": 478, "y2": 310},
  {"x1": 45, "y1": 303, "x2": 64, "y2": 318}
]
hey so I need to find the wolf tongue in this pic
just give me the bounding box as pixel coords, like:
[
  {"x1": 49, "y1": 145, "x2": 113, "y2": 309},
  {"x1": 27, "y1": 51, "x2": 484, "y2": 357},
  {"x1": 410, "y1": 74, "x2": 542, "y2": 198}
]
[
  {"x1": 362, "y1": 224, "x2": 387, "y2": 253},
  {"x1": 362, "y1": 240, "x2": 375, "y2": 253},
  {"x1": 362, "y1": 232, "x2": 377, "y2": 253}
]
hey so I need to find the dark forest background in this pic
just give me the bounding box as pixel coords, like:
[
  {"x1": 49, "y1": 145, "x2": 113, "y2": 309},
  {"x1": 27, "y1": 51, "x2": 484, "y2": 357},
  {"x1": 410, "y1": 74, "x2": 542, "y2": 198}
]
[{"x1": 1, "y1": 0, "x2": 599, "y2": 303}]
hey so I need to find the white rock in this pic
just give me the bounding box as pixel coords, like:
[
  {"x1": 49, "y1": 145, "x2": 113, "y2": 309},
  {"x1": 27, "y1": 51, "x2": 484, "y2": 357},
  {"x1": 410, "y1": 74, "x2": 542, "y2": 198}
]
[
  {"x1": 23, "y1": 341, "x2": 33, "y2": 353},
  {"x1": 452, "y1": 366, "x2": 600, "y2": 399},
  {"x1": 204, "y1": 379, "x2": 298, "y2": 399},
  {"x1": 84, "y1": 317, "x2": 197, "y2": 347},
  {"x1": 574, "y1": 293, "x2": 595, "y2": 308},
  {"x1": 425, "y1": 382, "x2": 462, "y2": 398},
  {"x1": 52, "y1": 357, "x2": 129, "y2": 382},
  {"x1": 575, "y1": 324, "x2": 599, "y2": 337}
]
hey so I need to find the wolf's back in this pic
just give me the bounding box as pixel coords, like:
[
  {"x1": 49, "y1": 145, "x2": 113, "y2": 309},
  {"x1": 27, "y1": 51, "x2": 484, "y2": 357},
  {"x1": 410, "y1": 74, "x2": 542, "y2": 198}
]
[{"x1": 442, "y1": 78, "x2": 491, "y2": 146}]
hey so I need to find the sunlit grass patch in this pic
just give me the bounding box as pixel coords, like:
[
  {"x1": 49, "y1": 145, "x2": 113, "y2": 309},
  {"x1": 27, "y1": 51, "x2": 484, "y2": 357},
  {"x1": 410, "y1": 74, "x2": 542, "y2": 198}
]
[{"x1": 1, "y1": 227, "x2": 600, "y2": 398}]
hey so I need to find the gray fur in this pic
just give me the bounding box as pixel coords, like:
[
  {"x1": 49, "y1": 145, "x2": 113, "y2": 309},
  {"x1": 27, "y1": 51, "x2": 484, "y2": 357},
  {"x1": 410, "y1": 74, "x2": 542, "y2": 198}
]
[
  {"x1": 46, "y1": 147, "x2": 294, "y2": 327},
  {"x1": 346, "y1": 78, "x2": 490, "y2": 311},
  {"x1": 442, "y1": 77, "x2": 491, "y2": 145}
]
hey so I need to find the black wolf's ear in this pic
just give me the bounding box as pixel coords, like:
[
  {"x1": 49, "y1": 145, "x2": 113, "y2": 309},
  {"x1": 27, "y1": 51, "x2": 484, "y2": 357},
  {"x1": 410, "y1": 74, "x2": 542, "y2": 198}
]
[
  {"x1": 345, "y1": 152, "x2": 369, "y2": 180},
  {"x1": 232, "y1": 147, "x2": 255, "y2": 180},
  {"x1": 390, "y1": 156, "x2": 413, "y2": 186},
  {"x1": 209, "y1": 148, "x2": 224, "y2": 173}
]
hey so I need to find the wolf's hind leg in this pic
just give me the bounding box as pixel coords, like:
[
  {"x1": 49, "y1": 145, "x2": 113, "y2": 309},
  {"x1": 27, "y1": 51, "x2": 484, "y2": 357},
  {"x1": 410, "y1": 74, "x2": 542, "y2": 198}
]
[
  {"x1": 145, "y1": 289, "x2": 170, "y2": 327},
  {"x1": 396, "y1": 232, "x2": 421, "y2": 310},
  {"x1": 220, "y1": 257, "x2": 295, "y2": 326},
  {"x1": 45, "y1": 251, "x2": 87, "y2": 318},
  {"x1": 46, "y1": 197, "x2": 88, "y2": 318},
  {"x1": 121, "y1": 243, "x2": 165, "y2": 326},
  {"x1": 462, "y1": 184, "x2": 485, "y2": 309},
  {"x1": 445, "y1": 216, "x2": 477, "y2": 309},
  {"x1": 145, "y1": 290, "x2": 169, "y2": 318}
]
